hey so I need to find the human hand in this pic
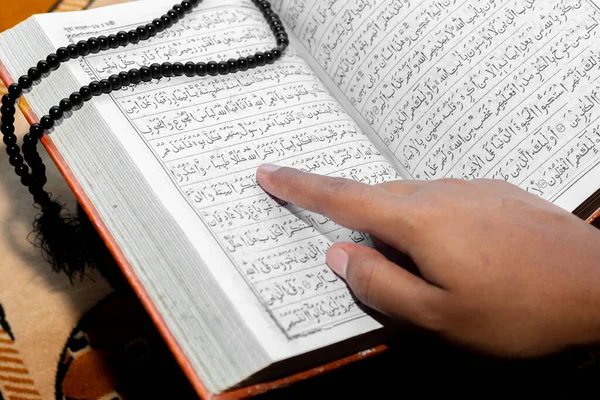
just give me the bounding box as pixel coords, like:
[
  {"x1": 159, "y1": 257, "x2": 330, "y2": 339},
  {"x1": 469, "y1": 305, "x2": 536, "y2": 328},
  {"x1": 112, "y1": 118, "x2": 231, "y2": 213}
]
[{"x1": 256, "y1": 164, "x2": 600, "y2": 358}]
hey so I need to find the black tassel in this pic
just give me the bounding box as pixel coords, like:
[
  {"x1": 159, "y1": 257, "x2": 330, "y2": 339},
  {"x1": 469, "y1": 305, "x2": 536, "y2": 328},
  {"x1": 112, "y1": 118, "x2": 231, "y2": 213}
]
[{"x1": 30, "y1": 200, "x2": 96, "y2": 283}]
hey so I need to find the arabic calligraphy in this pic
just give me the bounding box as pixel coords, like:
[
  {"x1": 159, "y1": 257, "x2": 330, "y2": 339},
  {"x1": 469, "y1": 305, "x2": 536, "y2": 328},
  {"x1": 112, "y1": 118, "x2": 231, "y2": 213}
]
[
  {"x1": 77, "y1": 2, "x2": 400, "y2": 338},
  {"x1": 276, "y1": 0, "x2": 600, "y2": 205}
]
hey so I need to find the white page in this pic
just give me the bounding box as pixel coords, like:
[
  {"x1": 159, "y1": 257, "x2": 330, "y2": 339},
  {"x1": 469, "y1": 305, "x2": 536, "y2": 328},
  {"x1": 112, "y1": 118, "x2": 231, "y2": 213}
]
[
  {"x1": 274, "y1": 0, "x2": 600, "y2": 212},
  {"x1": 25, "y1": 0, "x2": 401, "y2": 364}
]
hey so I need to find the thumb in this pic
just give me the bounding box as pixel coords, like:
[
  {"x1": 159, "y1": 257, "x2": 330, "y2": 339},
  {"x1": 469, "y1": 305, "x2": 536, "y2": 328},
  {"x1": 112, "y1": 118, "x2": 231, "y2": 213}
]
[{"x1": 326, "y1": 242, "x2": 446, "y2": 331}]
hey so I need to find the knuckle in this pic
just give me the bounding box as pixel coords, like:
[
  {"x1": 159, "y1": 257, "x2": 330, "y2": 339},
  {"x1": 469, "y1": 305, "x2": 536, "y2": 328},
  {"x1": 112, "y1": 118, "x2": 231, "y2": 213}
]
[
  {"x1": 325, "y1": 177, "x2": 352, "y2": 196},
  {"x1": 404, "y1": 195, "x2": 439, "y2": 225},
  {"x1": 418, "y1": 303, "x2": 446, "y2": 333},
  {"x1": 416, "y1": 293, "x2": 450, "y2": 333}
]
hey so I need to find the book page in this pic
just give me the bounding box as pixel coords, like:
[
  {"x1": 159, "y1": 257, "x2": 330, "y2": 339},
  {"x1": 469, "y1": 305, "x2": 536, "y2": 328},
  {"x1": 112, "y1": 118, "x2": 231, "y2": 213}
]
[
  {"x1": 274, "y1": 0, "x2": 600, "y2": 212},
  {"x1": 23, "y1": 0, "x2": 400, "y2": 364}
]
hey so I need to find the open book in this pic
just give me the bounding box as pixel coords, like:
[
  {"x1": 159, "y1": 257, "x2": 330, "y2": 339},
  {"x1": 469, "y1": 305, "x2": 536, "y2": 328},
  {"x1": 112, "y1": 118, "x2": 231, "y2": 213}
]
[{"x1": 1, "y1": 0, "x2": 599, "y2": 397}]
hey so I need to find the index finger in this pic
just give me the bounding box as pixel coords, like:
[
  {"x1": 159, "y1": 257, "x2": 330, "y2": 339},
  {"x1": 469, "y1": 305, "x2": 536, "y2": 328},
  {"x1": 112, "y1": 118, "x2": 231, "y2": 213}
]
[{"x1": 256, "y1": 164, "x2": 416, "y2": 246}]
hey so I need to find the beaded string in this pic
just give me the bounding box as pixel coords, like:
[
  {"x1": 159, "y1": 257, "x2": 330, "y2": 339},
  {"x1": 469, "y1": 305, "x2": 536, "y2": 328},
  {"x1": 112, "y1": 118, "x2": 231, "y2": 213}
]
[{"x1": 0, "y1": 0, "x2": 289, "y2": 281}]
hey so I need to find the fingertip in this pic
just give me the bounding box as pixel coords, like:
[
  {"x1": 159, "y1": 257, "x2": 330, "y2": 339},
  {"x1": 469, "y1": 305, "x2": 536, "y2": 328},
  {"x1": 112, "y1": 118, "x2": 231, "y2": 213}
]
[
  {"x1": 256, "y1": 163, "x2": 283, "y2": 192},
  {"x1": 326, "y1": 245, "x2": 349, "y2": 279},
  {"x1": 257, "y1": 163, "x2": 282, "y2": 175}
]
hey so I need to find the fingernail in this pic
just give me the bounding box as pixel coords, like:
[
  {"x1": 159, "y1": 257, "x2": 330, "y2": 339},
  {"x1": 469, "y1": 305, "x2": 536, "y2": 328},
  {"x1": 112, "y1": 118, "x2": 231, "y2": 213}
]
[
  {"x1": 326, "y1": 247, "x2": 348, "y2": 279},
  {"x1": 257, "y1": 163, "x2": 281, "y2": 174}
]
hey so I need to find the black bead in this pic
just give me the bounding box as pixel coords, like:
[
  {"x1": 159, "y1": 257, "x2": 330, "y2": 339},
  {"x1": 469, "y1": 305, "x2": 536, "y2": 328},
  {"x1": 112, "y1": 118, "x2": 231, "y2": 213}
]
[
  {"x1": 137, "y1": 25, "x2": 149, "y2": 40},
  {"x1": 81, "y1": 85, "x2": 95, "y2": 100},
  {"x1": 1, "y1": 123, "x2": 14, "y2": 135},
  {"x1": 129, "y1": 69, "x2": 141, "y2": 84},
  {"x1": 153, "y1": 18, "x2": 165, "y2": 32},
  {"x1": 28, "y1": 67, "x2": 41, "y2": 81},
  {"x1": 190, "y1": 0, "x2": 200, "y2": 5},
  {"x1": 29, "y1": 184, "x2": 42, "y2": 196},
  {"x1": 100, "y1": 79, "x2": 112, "y2": 94},
  {"x1": 161, "y1": 62, "x2": 174, "y2": 77},
  {"x1": 227, "y1": 58, "x2": 238, "y2": 73},
  {"x1": 195, "y1": 62, "x2": 207, "y2": 76},
  {"x1": 1, "y1": 115, "x2": 15, "y2": 124},
  {"x1": 15, "y1": 165, "x2": 29, "y2": 177},
  {"x1": 67, "y1": 44, "x2": 79, "y2": 58},
  {"x1": 265, "y1": 50, "x2": 275, "y2": 64},
  {"x1": 109, "y1": 74, "x2": 122, "y2": 90},
  {"x1": 218, "y1": 61, "x2": 229, "y2": 75},
  {"x1": 207, "y1": 61, "x2": 218, "y2": 76},
  {"x1": 255, "y1": 52, "x2": 266, "y2": 66},
  {"x1": 128, "y1": 30, "x2": 140, "y2": 44},
  {"x1": 181, "y1": 1, "x2": 193, "y2": 13},
  {"x1": 173, "y1": 5, "x2": 185, "y2": 17},
  {"x1": 98, "y1": 35, "x2": 110, "y2": 50},
  {"x1": 247, "y1": 55, "x2": 257, "y2": 69},
  {"x1": 276, "y1": 32, "x2": 288, "y2": 40},
  {"x1": 46, "y1": 54, "x2": 60, "y2": 70},
  {"x1": 272, "y1": 47, "x2": 282, "y2": 60},
  {"x1": 9, "y1": 154, "x2": 23, "y2": 167},
  {"x1": 167, "y1": 10, "x2": 179, "y2": 23},
  {"x1": 26, "y1": 154, "x2": 42, "y2": 167},
  {"x1": 88, "y1": 82, "x2": 102, "y2": 96},
  {"x1": 18, "y1": 75, "x2": 32, "y2": 90},
  {"x1": 88, "y1": 37, "x2": 101, "y2": 53},
  {"x1": 3, "y1": 133, "x2": 17, "y2": 145},
  {"x1": 49, "y1": 106, "x2": 63, "y2": 120},
  {"x1": 32, "y1": 164, "x2": 46, "y2": 176},
  {"x1": 184, "y1": 61, "x2": 196, "y2": 77},
  {"x1": 140, "y1": 66, "x2": 152, "y2": 82},
  {"x1": 146, "y1": 23, "x2": 157, "y2": 37},
  {"x1": 108, "y1": 34, "x2": 119, "y2": 48},
  {"x1": 8, "y1": 83, "x2": 22, "y2": 98},
  {"x1": 20, "y1": 142, "x2": 35, "y2": 156},
  {"x1": 57, "y1": 47, "x2": 70, "y2": 62},
  {"x1": 37, "y1": 60, "x2": 50, "y2": 74},
  {"x1": 273, "y1": 25, "x2": 284, "y2": 34},
  {"x1": 117, "y1": 31, "x2": 129, "y2": 46},
  {"x1": 32, "y1": 191, "x2": 49, "y2": 204},
  {"x1": 23, "y1": 132, "x2": 38, "y2": 145},
  {"x1": 6, "y1": 144, "x2": 20, "y2": 156},
  {"x1": 69, "y1": 92, "x2": 83, "y2": 107},
  {"x1": 277, "y1": 37, "x2": 289, "y2": 51},
  {"x1": 118, "y1": 71, "x2": 131, "y2": 86},
  {"x1": 40, "y1": 115, "x2": 54, "y2": 129},
  {"x1": 77, "y1": 40, "x2": 90, "y2": 56},
  {"x1": 20, "y1": 174, "x2": 32, "y2": 187},
  {"x1": 2, "y1": 94, "x2": 14, "y2": 106},
  {"x1": 172, "y1": 62, "x2": 184, "y2": 76},
  {"x1": 34, "y1": 176, "x2": 48, "y2": 187},
  {"x1": 161, "y1": 15, "x2": 173, "y2": 28},
  {"x1": 150, "y1": 63, "x2": 163, "y2": 79},
  {"x1": 29, "y1": 123, "x2": 44, "y2": 139},
  {"x1": 59, "y1": 98, "x2": 72, "y2": 111},
  {"x1": 1, "y1": 104, "x2": 15, "y2": 116}
]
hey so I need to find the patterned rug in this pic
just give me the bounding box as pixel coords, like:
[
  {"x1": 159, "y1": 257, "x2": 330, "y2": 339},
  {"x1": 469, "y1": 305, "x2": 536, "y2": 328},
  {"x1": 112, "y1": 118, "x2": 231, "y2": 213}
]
[{"x1": 1, "y1": 1, "x2": 600, "y2": 399}]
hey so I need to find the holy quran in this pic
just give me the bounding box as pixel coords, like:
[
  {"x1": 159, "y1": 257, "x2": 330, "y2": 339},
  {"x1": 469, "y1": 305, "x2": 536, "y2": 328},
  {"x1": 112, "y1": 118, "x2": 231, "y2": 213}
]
[{"x1": 1, "y1": 0, "x2": 599, "y2": 396}]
